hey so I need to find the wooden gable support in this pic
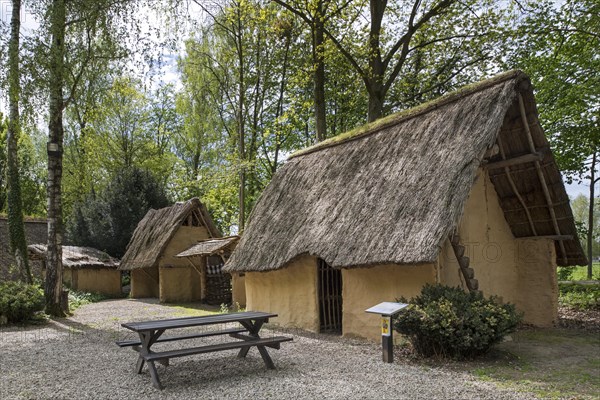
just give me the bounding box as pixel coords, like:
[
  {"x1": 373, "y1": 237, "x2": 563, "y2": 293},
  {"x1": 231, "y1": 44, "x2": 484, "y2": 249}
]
[
  {"x1": 517, "y1": 93, "x2": 568, "y2": 264},
  {"x1": 484, "y1": 152, "x2": 544, "y2": 170},
  {"x1": 496, "y1": 135, "x2": 538, "y2": 236},
  {"x1": 192, "y1": 208, "x2": 211, "y2": 235},
  {"x1": 141, "y1": 268, "x2": 159, "y2": 285},
  {"x1": 184, "y1": 256, "x2": 207, "y2": 300},
  {"x1": 518, "y1": 235, "x2": 573, "y2": 241}
]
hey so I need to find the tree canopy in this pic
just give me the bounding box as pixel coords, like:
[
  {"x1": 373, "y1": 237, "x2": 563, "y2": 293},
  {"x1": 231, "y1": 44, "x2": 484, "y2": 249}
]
[{"x1": 0, "y1": 0, "x2": 596, "y2": 275}]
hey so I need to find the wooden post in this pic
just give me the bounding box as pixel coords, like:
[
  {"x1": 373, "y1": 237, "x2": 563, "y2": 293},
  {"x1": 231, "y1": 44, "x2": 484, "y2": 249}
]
[
  {"x1": 381, "y1": 315, "x2": 393, "y2": 363},
  {"x1": 517, "y1": 93, "x2": 568, "y2": 264}
]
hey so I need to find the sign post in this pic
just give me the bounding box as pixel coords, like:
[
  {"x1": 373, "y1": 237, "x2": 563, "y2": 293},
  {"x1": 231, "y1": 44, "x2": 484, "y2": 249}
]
[{"x1": 365, "y1": 302, "x2": 408, "y2": 363}]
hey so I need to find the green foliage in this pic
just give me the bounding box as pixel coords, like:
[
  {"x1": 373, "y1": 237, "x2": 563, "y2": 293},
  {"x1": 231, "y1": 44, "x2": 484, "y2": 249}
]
[
  {"x1": 0, "y1": 281, "x2": 45, "y2": 324},
  {"x1": 570, "y1": 194, "x2": 600, "y2": 260},
  {"x1": 559, "y1": 283, "x2": 600, "y2": 310},
  {"x1": 0, "y1": 115, "x2": 6, "y2": 211},
  {"x1": 0, "y1": 115, "x2": 45, "y2": 216},
  {"x1": 66, "y1": 166, "x2": 170, "y2": 257},
  {"x1": 557, "y1": 266, "x2": 575, "y2": 281},
  {"x1": 68, "y1": 290, "x2": 108, "y2": 312},
  {"x1": 394, "y1": 284, "x2": 521, "y2": 359},
  {"x1": 558, "y1": 264, "x2": 600, "y2": 282},
  {"x1": 121, "y1": 271, "x2": 130, "y2": 287},
  {"x1": 507, "y1": 0, "x2": 599, "y2": 183}
]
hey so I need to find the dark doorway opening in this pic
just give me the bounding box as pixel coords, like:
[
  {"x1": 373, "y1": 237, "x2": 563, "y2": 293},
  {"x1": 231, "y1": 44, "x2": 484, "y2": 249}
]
[{"x1": 318, "y1": 259, "x2": 342, "y2": 333}]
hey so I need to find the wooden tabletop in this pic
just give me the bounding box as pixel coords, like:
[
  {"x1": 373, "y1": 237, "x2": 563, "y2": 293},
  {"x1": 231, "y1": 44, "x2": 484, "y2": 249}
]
[{"x1": 121, "y1": 311, "x2": 277, "y2": 332}]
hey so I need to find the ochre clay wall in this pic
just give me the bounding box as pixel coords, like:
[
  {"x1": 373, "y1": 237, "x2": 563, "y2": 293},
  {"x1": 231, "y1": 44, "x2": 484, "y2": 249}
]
[
  {"x1": 74, "y1": 269, "x2": 122, "y2": 296},
  {"x1": 131, "y1": 267, "x2": 159, "y2": 298},
  {"x1": 438, "y1": 169, "x2": 557, "y2": 326},
  {"x1": 159, "y1": 266, "x2": 203, "y2": 303},
  {"x1": 231, "y1": 273, "x2": 246, "y2": 307},
  {"x1": 157, "y1": 225, "x2": 209, "y2": 303},
  {"x1": 245, "y1": 255, "x2": 319, "y2": 332},
  {"x1": 515, "y1": 238, "x2": 557, "y2": 326},
  {"x1": 342, "y1": 264, "x2": 436, "y2": 341}
]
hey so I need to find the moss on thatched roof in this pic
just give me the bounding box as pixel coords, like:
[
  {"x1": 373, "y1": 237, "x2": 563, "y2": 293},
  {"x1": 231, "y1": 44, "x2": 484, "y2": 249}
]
[
  {"x1": 119, "y1": 198, "x2": 221, "y2": 270},
  {"x1": 176, "y1": 236, "x2": 239, "y2": 258},
  {"x1": 225, "y1": 71, "x2": 585, "y2": 273},
  {"x1": 28, "y1": 244, "x2": 119, "y2": 269}
]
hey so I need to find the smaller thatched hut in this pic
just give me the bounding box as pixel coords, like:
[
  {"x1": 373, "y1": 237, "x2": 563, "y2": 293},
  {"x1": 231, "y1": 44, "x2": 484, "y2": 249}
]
[
  {"x1": 176, "y1": 236, "x2": 242, "y2": 306},
  {"x1": 28, "y1": 244, "x2": 121, "y2": 296},
  {"x1": 119, "y1": 198, "x2": 222, "y2": 303}
]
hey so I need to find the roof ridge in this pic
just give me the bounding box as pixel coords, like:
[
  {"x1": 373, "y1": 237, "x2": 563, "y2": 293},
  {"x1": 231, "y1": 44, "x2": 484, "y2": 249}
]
[{"x1": 289, "y1": 70, "x2": 527, "y2": 159}]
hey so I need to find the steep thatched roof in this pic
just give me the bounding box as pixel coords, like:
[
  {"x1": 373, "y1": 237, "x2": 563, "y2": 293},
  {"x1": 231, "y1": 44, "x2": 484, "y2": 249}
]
[
  {"x1": 119, "y1": 198, "x2": 221, "y2": 270},
  {"x1": 176, "y1": 236, "x2": 240, "y2": 258},
  {"x1": 28, "y1": 244, "x2": 119, "y2": 269},
  {"x1": 225, "y1": 70, "x2": 586, "y2": 273}
]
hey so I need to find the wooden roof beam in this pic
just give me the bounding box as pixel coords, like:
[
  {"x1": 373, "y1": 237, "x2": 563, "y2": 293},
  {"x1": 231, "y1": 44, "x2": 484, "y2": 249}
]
[
  {"x1": 497, "y1": 135, "x2": 538, "y2": 236},
  {"x1": 518, "y1": 235, "x2": 573, "y2": 241},
  {"x1": 518, "y1": 93, "x2": 568, "y2": 264},
  {"x1": 484, "y1": 152, "x2": 544, "y2": 170}
]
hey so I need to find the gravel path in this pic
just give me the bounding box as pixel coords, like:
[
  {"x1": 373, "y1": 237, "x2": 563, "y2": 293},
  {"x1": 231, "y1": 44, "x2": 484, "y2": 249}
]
[{"x1": 0, "y1": 299, "x2": 535, "y2": 400}]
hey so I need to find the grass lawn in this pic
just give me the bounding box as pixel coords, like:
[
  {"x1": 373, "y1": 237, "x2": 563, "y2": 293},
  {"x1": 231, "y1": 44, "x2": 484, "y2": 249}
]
[
  {"x1": 458, "y1": 328, "x2": 600, "y2": 399},
  {"x1": 569, "y1": 262, "x2": 600, "y2": 280}
]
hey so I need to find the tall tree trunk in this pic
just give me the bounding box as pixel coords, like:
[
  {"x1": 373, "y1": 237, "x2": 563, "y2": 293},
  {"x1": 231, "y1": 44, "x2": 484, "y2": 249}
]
[
  {"x1": 313, "y1": 1, "x2": 327, "y2": 142},
  {"x1": 367, "y1": 0, "x2": 387, "y2": 122},
  {"x1": 7, "y1": 0, "x2": 32, "y2": 283},
  {"x1": 588, "y1": 152, "x2": 597, "y2": 280},
  {"x1": 236, "y1": 4, "x2": 246, "y2": 232},
  {"x1": 46, "y1": 0, "x2": 67, "y2": 317}
]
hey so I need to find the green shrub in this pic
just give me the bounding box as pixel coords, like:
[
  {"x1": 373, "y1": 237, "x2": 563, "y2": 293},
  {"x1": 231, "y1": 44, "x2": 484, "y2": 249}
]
[
  {"x1": 0, "y1": 281, "x2": 45, "y2": 324},
  {"x1": 558, "y1": 283, "x2": 600, "y2": 310},
  {"x1": 557, "y1": 266, "x2": 575, "y2": 281},
  {"x1": 68, "y1": 290, "x2": 108, "y2": 312},
  {"x1": 394, "y1": 284, "x2": 522, "y2": 359}
]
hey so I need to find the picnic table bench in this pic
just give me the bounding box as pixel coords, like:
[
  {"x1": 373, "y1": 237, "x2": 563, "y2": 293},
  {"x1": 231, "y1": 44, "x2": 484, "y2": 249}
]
[{"x1": 117, "y1": 311, "x2": 292, "y2": 389}]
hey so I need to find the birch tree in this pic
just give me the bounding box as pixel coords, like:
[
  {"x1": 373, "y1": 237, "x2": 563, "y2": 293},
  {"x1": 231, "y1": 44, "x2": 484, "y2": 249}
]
[{"x1": 6, "y1": 0, "x2": 32, "y2": 283}]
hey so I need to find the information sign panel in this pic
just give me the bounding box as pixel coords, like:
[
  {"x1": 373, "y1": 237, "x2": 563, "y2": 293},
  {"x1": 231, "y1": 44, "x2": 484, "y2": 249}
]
[{"x1": 365, "y1": 302, "x2": 408, "y2": 316}]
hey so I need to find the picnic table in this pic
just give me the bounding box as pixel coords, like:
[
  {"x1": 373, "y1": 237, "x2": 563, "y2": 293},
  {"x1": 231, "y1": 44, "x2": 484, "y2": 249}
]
[{"x1": 117, "y1": 311, "x2": 292, "y2": 389}]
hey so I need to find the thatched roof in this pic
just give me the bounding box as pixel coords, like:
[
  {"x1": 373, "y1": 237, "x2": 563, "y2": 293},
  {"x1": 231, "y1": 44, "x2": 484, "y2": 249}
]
[
  {"x1": 28, "y1": 244, "x2": 119, "y2": 269},
  {"x1": 119, "y1": 198, "x2": 221, "y2": 270},
  {"x1": 225, "y1": 70, "x2": 586, "y2": 273},
  {"x1": 176, "y1": 236, "x2": 240, "y2": 258}
]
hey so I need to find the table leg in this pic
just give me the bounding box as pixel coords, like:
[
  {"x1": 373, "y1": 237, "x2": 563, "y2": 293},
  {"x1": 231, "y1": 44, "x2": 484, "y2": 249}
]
[
  {"x1": 136, "y1": 355, "x2": 145, "y2": 374},
  {"x1": 147, "y1": 361, "x2": 163, "y2": 390},
  {"x1": 135, "y1": 330, "x2": 165, "y2": 374},
  {"x1": 257, "y1": 345, "x2": 275, "y2": 369},
  {"x1": 237, "y1": 319, "x2": 265, "y2": 358}
]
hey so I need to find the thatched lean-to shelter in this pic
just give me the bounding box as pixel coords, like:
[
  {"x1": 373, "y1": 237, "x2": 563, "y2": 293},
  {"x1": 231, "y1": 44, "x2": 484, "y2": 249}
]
[
  {"x1": 28, "y1": 244, "x2": 121, "y2": 296},
  {"x1": 224, "y1": 70, "x2": 586, "y2": 340},
  {"x1": 119, "y1": 198, "x2": 222, "y2": 303},
  {"x1": 175, "y1": 236, "x2": 243, "y2": 306}
]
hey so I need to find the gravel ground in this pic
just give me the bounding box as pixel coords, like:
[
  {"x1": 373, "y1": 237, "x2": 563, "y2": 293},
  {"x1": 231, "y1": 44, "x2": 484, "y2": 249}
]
[{"x1": 0, "y1": 299, "x2": 535, "y2": 400}]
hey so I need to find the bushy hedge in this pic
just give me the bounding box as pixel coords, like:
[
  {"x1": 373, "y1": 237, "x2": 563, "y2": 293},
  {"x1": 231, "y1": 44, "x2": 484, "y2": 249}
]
[
  {"x1": 394, "y1": 284, "x2": 521, "y2": 359},
  {"x1": 0, "y1": 281, "x2": 45, "y2": 324},
  {"x1": 559, "y1": 283, "x2": 600, "y2": 310}
]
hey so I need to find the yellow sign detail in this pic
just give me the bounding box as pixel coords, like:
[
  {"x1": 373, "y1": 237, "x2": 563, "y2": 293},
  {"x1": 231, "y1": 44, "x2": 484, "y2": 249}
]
[{"x1": 381, "y1": 316, "x2": 391, "y2": 336}]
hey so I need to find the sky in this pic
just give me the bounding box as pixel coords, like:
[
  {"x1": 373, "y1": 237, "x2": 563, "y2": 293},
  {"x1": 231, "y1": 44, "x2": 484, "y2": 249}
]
[{"x1": 0, "y1": 0, "x2": 595, "y2": 200}]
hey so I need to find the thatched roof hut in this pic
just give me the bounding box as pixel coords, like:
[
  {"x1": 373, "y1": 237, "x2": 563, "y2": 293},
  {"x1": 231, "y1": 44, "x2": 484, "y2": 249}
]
[
  {"x1": 224, "y1": 70, "x2": 586, "y2": 338},
  {"x1": 226, "y1": 70, "x2": 585, "y2": 274},
  {"x1": 28, "y1": 244, "x2": 119, "y2": 269},
  {"x1": 119, "y1": 198, "x2": 220, "y2": 271},
  {"x1": 28, "y1": 244, "x2": 121, "y2": 296},
  {"x1": 119, "y1": 198, "x2": 227, "y2": 303}
]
